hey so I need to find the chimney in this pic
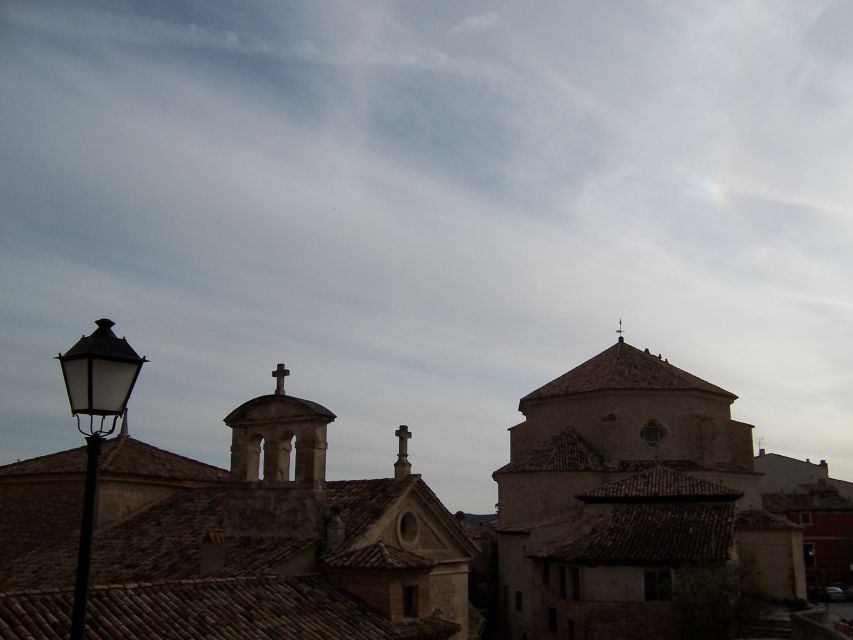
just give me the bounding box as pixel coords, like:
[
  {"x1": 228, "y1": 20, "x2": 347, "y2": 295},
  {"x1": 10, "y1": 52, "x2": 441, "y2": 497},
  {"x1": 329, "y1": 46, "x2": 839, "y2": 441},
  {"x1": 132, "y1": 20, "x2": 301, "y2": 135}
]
[
  {"x1": 759, "y1": 448, "x2": 765, "y2": 456},
  {"x1": 200, "y1": 529, "x2": 226, "y2": 576},
  {"x1": 326, "y1": 506, "x2": 346, "y2": 550}
]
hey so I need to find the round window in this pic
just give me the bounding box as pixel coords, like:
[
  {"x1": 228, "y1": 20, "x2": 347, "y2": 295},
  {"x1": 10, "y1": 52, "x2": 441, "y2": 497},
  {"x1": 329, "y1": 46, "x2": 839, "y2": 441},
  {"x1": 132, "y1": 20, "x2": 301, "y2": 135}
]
[
  {"x1": 399, "y1": 512, "x2": 419, "y2": 545},
  {"x1": 640, "y1": 421, "x2": 665, "y2": 447}
]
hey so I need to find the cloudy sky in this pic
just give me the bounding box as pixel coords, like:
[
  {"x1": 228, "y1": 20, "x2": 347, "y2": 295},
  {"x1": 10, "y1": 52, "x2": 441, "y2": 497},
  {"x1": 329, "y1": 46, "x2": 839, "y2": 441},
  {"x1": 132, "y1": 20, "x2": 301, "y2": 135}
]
[{"x1": 2, "y1": 0, "x2": 853, "y2": 512}]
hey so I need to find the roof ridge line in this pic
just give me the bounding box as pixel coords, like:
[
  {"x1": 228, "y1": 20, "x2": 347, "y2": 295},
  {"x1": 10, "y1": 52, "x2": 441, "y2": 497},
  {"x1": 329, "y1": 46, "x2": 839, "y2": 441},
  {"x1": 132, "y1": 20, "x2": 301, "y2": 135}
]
[
  {"x1": 99, "y1": 434, "x2": 128, "y2": 470},
  {"x1": 0, "y1": 574, "x2": 282, "y2": 598}
]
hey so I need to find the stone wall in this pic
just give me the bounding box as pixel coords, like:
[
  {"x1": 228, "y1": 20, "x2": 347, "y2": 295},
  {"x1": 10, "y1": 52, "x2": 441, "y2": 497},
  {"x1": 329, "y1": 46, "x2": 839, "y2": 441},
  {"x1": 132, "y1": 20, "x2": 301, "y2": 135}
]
[
  {"x1": 514, "y1": 390, "x2": 739, "y2": 468},
  {"x1": 738, "y1": 529, "x2": 806, "y2": 600}
]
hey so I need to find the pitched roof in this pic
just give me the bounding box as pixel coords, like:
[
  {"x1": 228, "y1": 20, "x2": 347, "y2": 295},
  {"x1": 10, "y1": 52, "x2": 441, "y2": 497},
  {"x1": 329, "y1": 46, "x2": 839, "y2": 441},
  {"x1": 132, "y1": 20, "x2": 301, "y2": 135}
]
[
  {"x1": 763, "y1": 487, "x2": 853, "y2": 513},
  {"x1": 522, "y1": 338, "x2": 736, "y2": 405},
  {"x1": 325, "y1": 543, "x2": 435, "y2": 571},
  {"x1": 0, "y1": 487, "x2": 230, "y2": 590},
  {"x1": 0, "y1": 482, "x2": 86, "y2": 569},
  {"x1": 0, "y1": 435, "x2": 228, "y2": 482},
  {"x1": 579, "y1": 466, "x2": 743, "y2": 503},
  {"x1": 735, "y1": 510, "x2": 800, "y2": 531},
  {"x1": 326, "y1": 476, "x2": 421, "y2": 550},
  {"x1": 496, "y1": 509, "x2": 586, "y2": 535},
  {"x1": 493, "y1": 427, "x2": 603, "y2": 475},
  {"x1": 0, "y1": 576, "x2": 459, "y2": 640},
  {"x1": 535, "y1": 503, "x2": 735, "y2": 565},
  {"x1": 0, "y1": 478, "x2": 427, "y2": 590}
]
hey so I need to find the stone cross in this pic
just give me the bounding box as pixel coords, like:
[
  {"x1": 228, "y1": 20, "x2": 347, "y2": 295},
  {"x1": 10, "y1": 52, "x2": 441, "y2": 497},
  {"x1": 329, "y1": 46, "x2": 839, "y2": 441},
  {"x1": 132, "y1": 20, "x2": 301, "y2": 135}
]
[
  {"x1": 394, "y1": 425, "x2": 412, "y2": 479},
  {"x1": 395, "y1": 425, "x2": 411, "y2": 457},
  {"x1": 272, "y1": 363, "x2": 290, "y2": 395}
]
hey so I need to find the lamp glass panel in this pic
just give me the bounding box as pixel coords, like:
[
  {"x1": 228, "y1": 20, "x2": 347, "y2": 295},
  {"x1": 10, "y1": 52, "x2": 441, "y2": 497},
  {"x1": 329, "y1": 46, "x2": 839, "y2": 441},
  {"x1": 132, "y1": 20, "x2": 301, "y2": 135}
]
[
  {"x1": 91, "y1": 358, "x2": 139, "y2": 413},
  {"x1": 61, "y1": 358, "x2": 90, "y2": 413}
]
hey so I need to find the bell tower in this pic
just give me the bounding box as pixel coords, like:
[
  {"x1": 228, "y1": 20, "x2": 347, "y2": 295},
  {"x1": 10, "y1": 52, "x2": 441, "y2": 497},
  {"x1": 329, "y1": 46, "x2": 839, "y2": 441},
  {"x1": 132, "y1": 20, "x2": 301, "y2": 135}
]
[{"x1": 223, "y1": 363, "x2": 336, "y2": 488}]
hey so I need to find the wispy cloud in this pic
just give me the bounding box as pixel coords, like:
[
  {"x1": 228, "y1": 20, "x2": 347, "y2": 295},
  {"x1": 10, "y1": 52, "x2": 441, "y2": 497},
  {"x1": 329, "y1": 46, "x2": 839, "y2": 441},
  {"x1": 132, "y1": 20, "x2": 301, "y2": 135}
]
[
  {"x1": 3, "y1": 0, "x2": 853, "y2": 510},
  {"x1": 448, "y1": 13, "x2": 500, "y2": 36}
]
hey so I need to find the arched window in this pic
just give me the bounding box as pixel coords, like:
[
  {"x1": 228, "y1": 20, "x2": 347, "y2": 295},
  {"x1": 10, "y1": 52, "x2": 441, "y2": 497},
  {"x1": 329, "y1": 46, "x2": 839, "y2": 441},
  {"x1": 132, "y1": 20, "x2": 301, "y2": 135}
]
[{"x1": 640, "y1": 420, "x2": 665, "y2": 447}]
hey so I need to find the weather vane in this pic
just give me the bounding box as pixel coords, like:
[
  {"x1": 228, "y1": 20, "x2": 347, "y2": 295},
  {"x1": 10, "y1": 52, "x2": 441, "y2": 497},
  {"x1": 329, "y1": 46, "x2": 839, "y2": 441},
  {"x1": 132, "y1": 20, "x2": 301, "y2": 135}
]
[{"x1": 616, "y1": 318, "x2": 624, "y2": 339}]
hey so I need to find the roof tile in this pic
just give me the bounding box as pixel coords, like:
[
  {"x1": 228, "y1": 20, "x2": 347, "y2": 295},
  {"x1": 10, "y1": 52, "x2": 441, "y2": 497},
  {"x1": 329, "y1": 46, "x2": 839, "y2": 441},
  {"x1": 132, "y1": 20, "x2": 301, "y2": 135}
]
[
  {"x1": 522, "y1": 340, "x2": 736, "y2": 404},
  {"x1": 735, "y1": 510, "x2": 800, "y2": 531},
  {"x1": 579, "y1": 466, "x2": 743, "y2": 503},
  {"x1": 494, "y1": 427, "x2": 603, "y2": 475},
  {"x1": 536, "y1": 503, "x2": 735, "y2": 565},
  {"x1": 325, "y1": 543, "x2": 434, "y2": 570},
  {"x1": 0, "y1": 436, "x2": 228, "y2": 482},
  {"x1": 0, "y1": 576, "x2": 459, "y2": 639}
]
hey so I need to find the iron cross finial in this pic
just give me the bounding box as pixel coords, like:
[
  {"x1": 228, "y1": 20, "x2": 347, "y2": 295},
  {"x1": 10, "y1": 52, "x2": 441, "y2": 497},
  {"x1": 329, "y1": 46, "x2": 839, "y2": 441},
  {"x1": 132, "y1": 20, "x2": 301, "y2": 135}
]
[
  {"x1": 616, "y1": 319, "x2": 625, "y2": 340},
  {"x1": 272, "y1": 363, "x2": 290, "y2": 395}
]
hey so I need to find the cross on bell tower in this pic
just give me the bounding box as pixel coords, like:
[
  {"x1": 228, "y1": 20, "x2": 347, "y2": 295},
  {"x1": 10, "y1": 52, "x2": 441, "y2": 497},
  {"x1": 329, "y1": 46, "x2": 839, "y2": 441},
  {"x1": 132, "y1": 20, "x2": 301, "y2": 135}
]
[
  {"x1": 394, "y1": 425, "x2": 412, "y2": 480},
  {"x1": 272, "y1": 363, "x2": 290, "y2": 395}
]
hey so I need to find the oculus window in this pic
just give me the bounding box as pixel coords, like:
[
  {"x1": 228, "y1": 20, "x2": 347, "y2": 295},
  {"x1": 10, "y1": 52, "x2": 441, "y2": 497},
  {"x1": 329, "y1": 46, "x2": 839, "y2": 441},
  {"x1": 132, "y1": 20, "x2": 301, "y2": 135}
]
[{"x1": 640, "y1": 421, "x2": 666, "y2": 447}]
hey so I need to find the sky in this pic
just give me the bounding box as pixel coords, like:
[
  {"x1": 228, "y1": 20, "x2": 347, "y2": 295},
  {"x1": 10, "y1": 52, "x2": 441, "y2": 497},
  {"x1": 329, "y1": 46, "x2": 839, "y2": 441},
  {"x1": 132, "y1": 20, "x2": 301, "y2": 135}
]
[{"x1": 2, "y1": 1, "x2": 853, "y2": 513}]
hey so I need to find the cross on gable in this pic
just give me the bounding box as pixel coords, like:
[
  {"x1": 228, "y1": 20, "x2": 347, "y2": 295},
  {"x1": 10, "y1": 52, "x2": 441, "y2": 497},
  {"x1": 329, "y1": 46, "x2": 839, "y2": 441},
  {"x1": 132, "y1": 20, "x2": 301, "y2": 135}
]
[
  {"x1": 395, "y1": 425, "x2": 411, "y2": 440},
  {"x1": 272, "y1": 363, "x2": 290, "y2": 395}
]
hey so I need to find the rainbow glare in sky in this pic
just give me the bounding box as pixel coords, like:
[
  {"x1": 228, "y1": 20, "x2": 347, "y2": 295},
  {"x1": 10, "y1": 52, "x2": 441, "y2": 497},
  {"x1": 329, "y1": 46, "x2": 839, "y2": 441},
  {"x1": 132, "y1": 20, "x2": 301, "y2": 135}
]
[{"x1": 702, "y1": 181, "x2": 729, "y2": 205}]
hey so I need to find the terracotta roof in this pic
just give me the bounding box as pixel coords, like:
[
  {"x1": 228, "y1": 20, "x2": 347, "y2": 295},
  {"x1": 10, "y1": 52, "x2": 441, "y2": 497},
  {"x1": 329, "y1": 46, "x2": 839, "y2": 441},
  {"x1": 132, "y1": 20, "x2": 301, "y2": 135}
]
[
  {"x1": 224, "y1": 394, "x2": 336, "y2": 424},
  {"x1": 763, "y1": 488, "x2": 853, "y2": 513},
  {"x1": 794, "y1": 481, "x2": 840, "y2": 496},
  {"x1": 217, "y1": 537, "x2": 316, "y2": 576},
  {"x1": 1, "y1": 477, "x2": 427, "y2": 590},
  {"x1": 735, "y1": 510, "x2": 800, "y2": 531},
  {"x1": 0, "y1": 435, "x2": 229, "y2": 482},
  {"x1": 493, "y1": 427, "x2": 603, "y2": 475},
  {"x1": 0, "y1": 575, "x2": 459, "y2": 640},
  {"x1": 535, "y1": 503, "x2": 735, "y2": 565},
  {"x1": 0, "y1": 487, "x2": 229, "y2": 589},
  {"x1": 522, "y1": 339, "x2": 736, "y2": 405},
  {"x1": 325, "y1": 542, "x2": 435, "y2": 570},
  {"x1": 496, "y1": 509, "x2": 585, "y2": 535},
  {"x1": 0, "y1": 482, "x2": 85, "y2": 569},
  {"x1": 579, "y1": 466, "x2": 743, "y2": 503},
  {"x1": 327, "y1": 476, "x2": 421, "y2": 550},
  {"x1": 614, "y1": 459, "x2": 702, "y2": 472}
]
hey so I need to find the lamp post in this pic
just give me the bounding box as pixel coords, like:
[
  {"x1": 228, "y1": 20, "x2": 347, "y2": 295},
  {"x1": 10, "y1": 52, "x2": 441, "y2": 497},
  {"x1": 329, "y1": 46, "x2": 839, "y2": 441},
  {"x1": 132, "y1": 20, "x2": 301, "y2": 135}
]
[{"x1": 57, "y1": 318, "x2": 147, "y2": 640}]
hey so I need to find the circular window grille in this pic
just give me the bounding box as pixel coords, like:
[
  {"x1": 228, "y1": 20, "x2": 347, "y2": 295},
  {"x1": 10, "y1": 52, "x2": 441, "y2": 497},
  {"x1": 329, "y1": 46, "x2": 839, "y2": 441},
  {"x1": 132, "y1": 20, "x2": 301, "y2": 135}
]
[{"x1": 640, "y1": 422, "x2": 665, "y2": 447}]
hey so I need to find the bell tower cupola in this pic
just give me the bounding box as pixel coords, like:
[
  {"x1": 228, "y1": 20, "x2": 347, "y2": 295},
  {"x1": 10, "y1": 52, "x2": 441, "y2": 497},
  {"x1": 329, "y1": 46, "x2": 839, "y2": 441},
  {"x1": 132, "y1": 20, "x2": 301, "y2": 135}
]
[{"x1": 223, "y1": 363, "x2": 336, "y2": 488}]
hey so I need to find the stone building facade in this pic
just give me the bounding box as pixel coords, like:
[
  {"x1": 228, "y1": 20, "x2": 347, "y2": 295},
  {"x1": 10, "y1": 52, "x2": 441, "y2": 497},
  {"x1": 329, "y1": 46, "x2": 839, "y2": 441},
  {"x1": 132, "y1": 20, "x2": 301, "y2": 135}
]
[{"x1": 493, "y1": 338, "x2": 806, "y2": 640}]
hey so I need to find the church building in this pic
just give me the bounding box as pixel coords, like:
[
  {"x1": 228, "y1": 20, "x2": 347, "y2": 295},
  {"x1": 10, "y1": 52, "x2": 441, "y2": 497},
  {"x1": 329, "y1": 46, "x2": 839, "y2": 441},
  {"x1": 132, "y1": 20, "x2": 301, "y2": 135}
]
[
  {"x1": 493, "y1": 337, "x2": 806, "y2": 640},
  {"x1": 0, "y1": 365, "x2": 477, "y2": 639}
]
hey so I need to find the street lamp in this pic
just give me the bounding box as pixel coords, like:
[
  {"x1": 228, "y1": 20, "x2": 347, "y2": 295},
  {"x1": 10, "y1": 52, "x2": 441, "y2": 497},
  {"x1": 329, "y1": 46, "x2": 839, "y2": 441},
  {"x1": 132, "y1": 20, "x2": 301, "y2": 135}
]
[{"x1": 57, "y1": 318, "x2": 147, "y2": 640}]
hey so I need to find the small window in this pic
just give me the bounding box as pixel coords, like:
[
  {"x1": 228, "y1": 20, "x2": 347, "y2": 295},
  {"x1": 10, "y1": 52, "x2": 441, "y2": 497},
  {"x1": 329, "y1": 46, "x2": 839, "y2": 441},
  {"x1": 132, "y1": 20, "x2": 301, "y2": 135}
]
[
  {"x1": 559, "y1": 566, "x2": 567, "y2": 599},
  {"x1": 804, "y1": 543, "x2": 816, "y2": 567},
  {"x1": 542, "y1": 560, "x2": 551, "y2": 585},
  {"x1": 403, "y1": 585, "x2": 418, "y2": 617},
  {"x1": 644, "y1": 569, "x2": 672, "y2": 601},
  {"x1": 800, "y1": 512, "x2": 812, "y2": 525},
  {"x1": 515, "y1": 590, "x2": 523, "y2": 611},
  {"x1": 567, "y1": 618, "x2": 576, "y2": 640},
  {"x1": 548, "y1": 607, "x2": 557, "y2": 633},
  {"x1": 641, "y1": 421, "x2": 665, "y2": 447},
  {"x1": 570, "y1": 567, "x2": 581, "y2": 601}
]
